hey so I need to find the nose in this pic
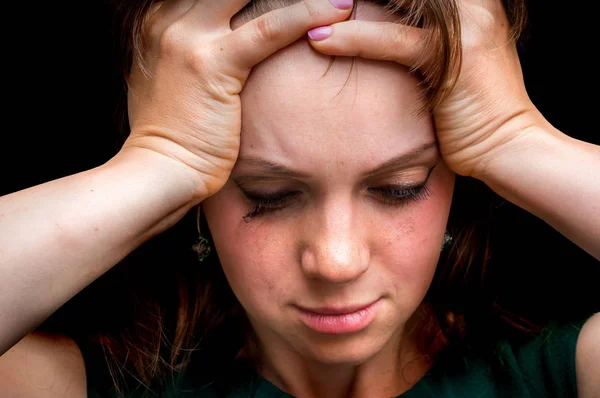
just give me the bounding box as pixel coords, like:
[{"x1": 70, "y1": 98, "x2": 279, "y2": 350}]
[{"x1": 300, "y1": 199, "x2": 370, "y2": 284}]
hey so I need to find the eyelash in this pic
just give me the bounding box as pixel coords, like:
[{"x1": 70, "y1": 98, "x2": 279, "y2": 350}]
[
  {"x1": 242, "y1": 191, "x2": 301, "y2": 221},
  {"x1": 369, "y1": 184, "x2": 432, "y2": 207},
  {"x1": 242, "y1": 184, "x2": 432, "y2": 221}
]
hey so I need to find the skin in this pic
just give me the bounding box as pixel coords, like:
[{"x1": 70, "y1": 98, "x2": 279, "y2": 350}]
[
  {"x1": 0, "y1": 0, "x2": 597, "y2": 396},
  {"x1": 309, "y1": 0, "x2": 600, "y2": 260},
  {"x1": 309, "y1": 1, "x2": 600, "y2": 394},
  {"x1": 203, "y1": 6, "x2": 454, "y2": 397},
  {"x1": 0, "y1": 0, "x2": 355, "y2": 356}
]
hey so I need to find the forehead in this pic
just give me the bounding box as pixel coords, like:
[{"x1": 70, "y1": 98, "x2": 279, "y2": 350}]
[{"x1": 238, "y1": 5, "x2": 433, "y2": 171}]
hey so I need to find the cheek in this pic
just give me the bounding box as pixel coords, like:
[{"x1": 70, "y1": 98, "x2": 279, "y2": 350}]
[
  {"x1": 202, "y1": 165, "x2": 455, "y2": 313},
  {"x1": 202, "y1": 185, "x2": 294, "y2": 311},
  {"x1": 375, "y1": 166, "x2": 454, "y2": 296}
]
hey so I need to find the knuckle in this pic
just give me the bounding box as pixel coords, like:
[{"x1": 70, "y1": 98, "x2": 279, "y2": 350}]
[
  {"x1": 142, "y1": 4, "x2": 165, "y2": 44},
  {"x1": 159, "y1": 22, "x2": 188, "y2": 56},
  {"x1": 472, "y1": 6, "x2": 496, "y2": 28},
  {"x1": 145, "y1": 17, "x2": 163, "y2": 45},
  {"x1": 463, "y1": 8, "x2": 506, "y2": 49},
  {"x1": 183, "y1": 47, "x2": 212, "y2": 74},
  {"x1": 158, "y1": 23, "x2": 212, "y2": 73},
  {"x1": 388, "y1": 26, "x2": 411, "y2": 60},
  {"x1": 385, "y1": 23, "x2": 402, "y2": 45},
  {"x1": 253, "y1": 16, "x2": 282, "y2": 43},
  {"x1": 351, "y1": 27, "x2": 363, "y2": 55},
  {"x1": 301, "y1": 1, "x2": 319, "y2": 18}
]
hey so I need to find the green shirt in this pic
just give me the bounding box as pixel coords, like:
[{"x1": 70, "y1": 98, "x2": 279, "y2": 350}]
[{"x1": 82, "y1": 320, "x2": 585, "y2": 397}]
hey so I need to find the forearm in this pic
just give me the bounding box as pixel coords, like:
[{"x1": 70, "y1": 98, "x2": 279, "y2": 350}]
[
  {"x1": 476, "y1": 121, "x2": 600, "y2": 260},
  {"x1": 0, "y1": 148, "x2": 202, "y2": 354}
]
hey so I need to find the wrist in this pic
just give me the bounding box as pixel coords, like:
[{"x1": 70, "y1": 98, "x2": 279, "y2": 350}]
[
  {"x1": 470, "y1": 111, "x2": 561, "y2": 183},
  {"x1": 103, "y1": 148, "x2": 208, "y2": 242},
  {"x1": 113, "y1": 146, "x2": 210, "y2": 207},
  {"x1": 470, "y1": 118, "x2": 574, "y2": 217},
  {"x1": 470, "y1": 121, "x2": 600, "y2": 259}
]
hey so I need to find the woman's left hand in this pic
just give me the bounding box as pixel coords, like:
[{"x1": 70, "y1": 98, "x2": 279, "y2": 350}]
[
  {"x1": 308, "y1": 0, "x2": 541, "y2": 179},
  {"x1": 309, "y1": 0, "x2": 600, "y2": 259}
]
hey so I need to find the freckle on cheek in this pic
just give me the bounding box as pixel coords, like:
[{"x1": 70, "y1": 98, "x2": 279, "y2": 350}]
[{"x1": 405, "y1": 219, "x2": 416, "y2": 234}]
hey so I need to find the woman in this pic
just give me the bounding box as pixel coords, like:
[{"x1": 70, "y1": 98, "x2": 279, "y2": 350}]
[{"x1": 0, "y1": 0, "x2": 598, "y2": 396}]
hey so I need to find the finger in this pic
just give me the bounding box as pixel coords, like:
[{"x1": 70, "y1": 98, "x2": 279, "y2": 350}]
[
  {"x1": 308, "y1": 20, "x2": 424, "y2": 68},
  {"x1": 226, "y1": 0, "x2": 354, "y2": 69}
]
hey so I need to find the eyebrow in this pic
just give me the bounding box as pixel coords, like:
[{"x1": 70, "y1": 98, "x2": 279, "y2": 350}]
[
  {"x1": 234, "y1": 141, "x2": 438, "y2": 179},
  {"x1": 233, "y1": 157, "x2": 312, "y2": 179},
  {"x1": 363, "y1": 141, "x2": 438, "y2": 178}
]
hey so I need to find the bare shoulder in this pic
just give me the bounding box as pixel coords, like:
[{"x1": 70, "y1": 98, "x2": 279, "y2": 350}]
[
  {"x1": 576, "y1": 312, "x2": 600, "y2": 398},
  {"x1": 0, "y1": 331, "x2": 86, "y2": 397}
]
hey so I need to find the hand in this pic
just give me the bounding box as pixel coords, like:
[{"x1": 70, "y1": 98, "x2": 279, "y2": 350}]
[
  {"x1": 308, "y1": 0, "x2": 540, "y2": 178},
  {"x1": 124, "y1": 0, "x2": 354, "y2": 199}
]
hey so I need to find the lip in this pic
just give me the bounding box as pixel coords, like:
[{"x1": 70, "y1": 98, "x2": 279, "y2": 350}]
[{"x1": 296, "y1": 299, "x2": 380, "y2": 334}]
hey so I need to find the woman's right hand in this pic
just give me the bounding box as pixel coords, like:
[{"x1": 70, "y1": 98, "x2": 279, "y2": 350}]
[
  {"x1": 124, "y1": 0, "x2": 354, "y2": 200},
  {"x1": 0, "y1": 0, "x2": 353, "y2": 357}
]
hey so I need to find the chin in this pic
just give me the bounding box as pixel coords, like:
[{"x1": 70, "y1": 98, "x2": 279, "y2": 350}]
[{"x1": 299, "y1": 330, "x2": 395, "y2": 366}]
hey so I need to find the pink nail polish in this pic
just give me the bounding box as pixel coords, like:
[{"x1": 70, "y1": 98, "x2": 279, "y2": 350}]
[
  {"x1": 330, "y1": 0, "x2": 353, "y2": 9},
  {"x1": 308, "y1": 26, "x2": 332, "y2": 41}
]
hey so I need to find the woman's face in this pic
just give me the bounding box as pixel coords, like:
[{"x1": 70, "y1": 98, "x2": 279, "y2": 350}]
[{"x1": 203, "y1": 6, "x2": 455, "y2": 367}]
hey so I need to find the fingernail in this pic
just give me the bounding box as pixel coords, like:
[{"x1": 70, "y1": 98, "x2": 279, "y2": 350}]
[
  {"x1": 330, "y1": 0, "x2": 353, "y2": 9},
  {"x1": 308, "y1": 26, "x2": 332, "y2": 41}
]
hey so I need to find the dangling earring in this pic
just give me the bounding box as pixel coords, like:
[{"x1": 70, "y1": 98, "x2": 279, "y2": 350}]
[
  {"x1": 193, "y1": 206, "x2": 212, "y2": 262},
  {"x1": 193, "y1": 236, "x2": 212, "y2": 262},
  {"x1": 441, "y1": 230, "x2": 453, "y2": 251}
]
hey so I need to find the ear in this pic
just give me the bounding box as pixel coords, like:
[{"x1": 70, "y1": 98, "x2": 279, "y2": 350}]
[{"x1": 576, "y1": 312, "x2": 600, "y2": 398}]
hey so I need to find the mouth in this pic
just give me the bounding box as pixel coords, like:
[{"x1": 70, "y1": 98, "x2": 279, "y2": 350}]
[{"x1": 295, "y1": 299, "x2": 380, "y2": 334}]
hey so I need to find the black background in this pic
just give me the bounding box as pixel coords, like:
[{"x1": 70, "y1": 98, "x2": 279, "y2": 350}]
[{"x1": 1, "y1": 0, "x2": 598, "y2": 334}]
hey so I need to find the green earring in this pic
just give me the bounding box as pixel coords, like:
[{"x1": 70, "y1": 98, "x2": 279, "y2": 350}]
[
  {"x1": 193, "y1": 236, "x2": 212, "y2": 262},
  {"x1": 442, "y1": 230, "x2": 453, "y2": 251}
]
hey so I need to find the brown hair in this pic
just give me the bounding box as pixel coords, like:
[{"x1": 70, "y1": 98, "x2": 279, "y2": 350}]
[{"x1": 74, "y1": 0, "x2": 537, "y2": 394}]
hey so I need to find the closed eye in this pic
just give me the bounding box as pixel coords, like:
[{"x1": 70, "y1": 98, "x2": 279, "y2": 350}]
[
  {"x1": 368, "y1": 184, "x2": 432, "y2": 207},
  {"x1": 242, "y1": 191, "x2": 302, "y2": 221},
  {"x1": 239, "y1": 164, "x2": 436, "y2": 220}
]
